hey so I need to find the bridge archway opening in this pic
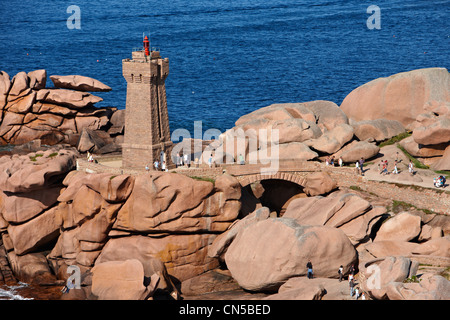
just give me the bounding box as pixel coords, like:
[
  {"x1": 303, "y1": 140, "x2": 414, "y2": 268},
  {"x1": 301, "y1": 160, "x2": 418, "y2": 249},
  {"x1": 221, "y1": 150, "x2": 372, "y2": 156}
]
[{"x1": 240, "y1": 178, "x2": 307, "y2": 217}]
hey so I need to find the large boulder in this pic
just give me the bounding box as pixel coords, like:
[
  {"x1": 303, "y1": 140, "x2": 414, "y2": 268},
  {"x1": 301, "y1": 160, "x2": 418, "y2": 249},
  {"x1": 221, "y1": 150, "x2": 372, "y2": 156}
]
[
  {"x1": 362, "y1": 241, "x2": 419, "y2": 258},
  {"x1": 305, "y1": 124, "x2": 354, "y2": 154},
  {"x1": 300, "y1": 100, "x2": 349, "y2": 131},
  {"x1": 91, "y1": 259, "x2": 148, "y2": 300},
  {"x1": 113, "y1": 173, "x2": 241, "y2": 233},
  {"x1": 96, "y1": 234, "x2": 218, "y2": 282},
  {"x1": 412, "y1": 236, "x2": 450, "y2": 257},
  {"x1": 235, "y1": 103, "x2": 316, "y2": 127},
  {"x1": 385, "y1": 273, "x2": 450, "y2": 300},
  {"x1": 352, "y1": 119, "x2": 405, "y2": 142},
  {"x1": 224, "y1": 218, "x2": 357, "y2": 292},
  {"x1": 332, "y1": 140, "x2": 380, "y2": 162},
  {"x1": 247, "y1": 141, "x2": 318, "y2": 163},
  {"x1": 412, "y1": 116, "x2": 450, "y2": 145},
  {"x1": 431, "y1": 144, "x2": 450, "y2": 170},
  {"x1": 302, "y1": 172, "x2": 337, "y2": 196},
  {"x1": 50, "y1": 75, "x2": 112, "y2": 92},
  {"x1": 284, "y1": 191, "x2": 386, "y2": 245},
  {"x1": 0, "y1": 71, "x2": 11, "y2": 108},
  {"x1": 208, "y1": 207, "x2": 271, "y2": 261},
  {"x1": 0, "y1": 148, "x2": 77, "y2": 193},
  {"x1": 7, "y1": 206, "x2": 60, "y2": 255},
  {"x1": 36, "y1": 89, "x2": 103, "y2": 109},
  {"x1": 264, "y1": 277, "x2": 326, "y2": 300},
  {"x1": 27, "y1": 69, "x2": 47, "y2": 90},
  {"x1": 399, "y1": 136, "x2": 448, "y2": 158},
  {"x1": 361, "y1": 256, "x2": 419, "y2": 300},
  {"x1": 340, "y1": 68, "x2": 450, "y2": 128},
  {"x1": 374, "y1": 212, "x2": 422, "y2": 242}
]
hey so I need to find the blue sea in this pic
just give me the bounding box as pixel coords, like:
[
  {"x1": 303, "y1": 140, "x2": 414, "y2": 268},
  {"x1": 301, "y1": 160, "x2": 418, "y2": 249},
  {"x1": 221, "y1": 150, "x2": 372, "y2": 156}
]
[{"x1": 0, "y1": 0, "x2": 449, "y2": 138}]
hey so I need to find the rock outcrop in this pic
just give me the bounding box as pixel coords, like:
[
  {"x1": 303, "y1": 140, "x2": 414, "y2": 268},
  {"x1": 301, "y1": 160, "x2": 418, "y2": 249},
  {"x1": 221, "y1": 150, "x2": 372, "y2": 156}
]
[
  {"x1": 284, "y1": 191, "x2": 387, "y2": 246},
  {"x1": 340, "y1": 68, "x2": 450, "y2": 129},
  {"x1": 0, "y1": 70, "x2": 123, "y2": 154},
  {"x1": 224, "y1": 218, "x2": 358, "y2": 292}
]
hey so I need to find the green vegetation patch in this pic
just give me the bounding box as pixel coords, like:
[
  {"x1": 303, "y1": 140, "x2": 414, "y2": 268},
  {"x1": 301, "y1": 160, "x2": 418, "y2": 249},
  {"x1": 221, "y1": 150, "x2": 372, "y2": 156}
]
[
  {"x1": 396, "y1": 145, "x2": 429, "y2": 169},
  {"x1": 46, "y1": 152, "x2": 59, "y2": 158},
  {"x1": 390, "y1": 200, "x2": 435, "y2": 215},
  {"x1": 190, "y1": 176, "x2": 216, "y2": 185},
  {"x1": 379, "y1": 131, "x2": 412, "y2": 148},
  {"x1": 29, "y1": 153, "x2": 44, "y2": 162}
]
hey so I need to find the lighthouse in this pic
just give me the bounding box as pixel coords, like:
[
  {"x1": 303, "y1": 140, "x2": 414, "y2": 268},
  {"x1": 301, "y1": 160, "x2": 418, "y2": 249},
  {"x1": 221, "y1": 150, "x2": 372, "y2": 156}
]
[{"x1": 121, "y1": 37, "x2": 173, "y2": 169}]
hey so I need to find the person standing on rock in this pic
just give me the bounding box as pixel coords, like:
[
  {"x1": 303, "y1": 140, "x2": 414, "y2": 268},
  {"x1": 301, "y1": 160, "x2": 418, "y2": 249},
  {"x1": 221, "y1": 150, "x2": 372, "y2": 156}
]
[
  {"x1": 306, "y1": 261, "x2": 313, "y2": 279},
  {"x1": 338, "y1": 157, "x2": 343, "y2": 167},
  {"x1": 338, "y1": 265, "x2": 344, "y2": 282}
]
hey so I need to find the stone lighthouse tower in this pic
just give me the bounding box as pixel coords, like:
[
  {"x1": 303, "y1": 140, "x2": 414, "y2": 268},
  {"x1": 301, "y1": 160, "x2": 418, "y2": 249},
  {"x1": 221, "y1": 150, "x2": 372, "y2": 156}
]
[{"x1": 122, "y1": 36, "x2": 173, "y2": 169}]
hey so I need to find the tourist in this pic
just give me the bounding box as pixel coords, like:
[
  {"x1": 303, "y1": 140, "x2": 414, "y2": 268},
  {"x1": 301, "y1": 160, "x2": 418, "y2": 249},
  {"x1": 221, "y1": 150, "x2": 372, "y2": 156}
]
[
  {"x1": 154, "y1": 160, "x2": 159, "y2": 171},
  {"x1": 145, "y1": 164, "x2": 150, "y2": 172},
  {"x1": 88, "y1": 153, "x2": 94, "y2": 163},
  {"x1": 381, "y1": 161, "x2": 388, "y2": 175},
  {"x1": 161, "y1": 161, "x2": 166, "y2": 171},
  {"x1": 330, "y1": 156, "x2": 335, "y2": 166},
  {"x1": 392, "y1": 161, "x2": 399, "y2": 174},
  {"x1": 361, "y1": 292, "x2": 366, "y2": 300},
  {"x1": 306, "y1": 261, "x2": 313, "y2": 279},
  {"x1": 349, "y1": 278, "x2": 355, "y2": 297},
  {"x1": 359, "y1": 157, "x2": 365, "y2": 175},
  {"x1": 355, "y1": 160, "x2": 360, "y2": 175},
  {"x1": 434, "y1": 175, "x2": 446, "y2": 188},
  {"x1": 349, "y1": 264, "x2": 356, "y2": 277},
  {"x1": 338, "y1": 157, "x2": 343, "y2": 167},
  {"x1": 325, "y1": 156, "x2": 330, "y2": 166},
  {"x1": 208, "y1": 154, "x2": 213, "y2": 168},
  {"x1": 239, "y1": 154, "x2": 245, "y2": 165},
  {"x1": 176, "y1": 153, "x2": 181, "y2": 168},
  {"x1": 348, "y1": 273, "x2": 354, "y2": 286},
  {"x1": 408, "y1": 160, "x2": 414, "y2": 174},
  {"x1": 338, "y1": 265, "x2": 344, "y2": 282},
  {"x1": 354, "y1": 287, "x2": 360, "y2": 299},
  {"x1": 184, "y1": 153, "x2": 189, "y2": 167}
]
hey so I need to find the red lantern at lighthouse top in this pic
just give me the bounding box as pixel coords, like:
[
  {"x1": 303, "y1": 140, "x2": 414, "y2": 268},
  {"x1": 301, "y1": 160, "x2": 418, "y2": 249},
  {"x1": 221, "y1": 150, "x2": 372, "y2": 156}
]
[{"x1": 143, "y1": 36, "x2": 150, "y2": 56}]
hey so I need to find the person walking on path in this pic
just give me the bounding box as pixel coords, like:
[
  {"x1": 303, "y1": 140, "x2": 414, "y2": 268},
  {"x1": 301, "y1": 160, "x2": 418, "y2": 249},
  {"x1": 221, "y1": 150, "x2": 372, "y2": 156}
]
[
  {"x1": 408, "y1": 160, "x2": 414, "y2": 175},
  {"x1": 355, "y1": 160, "x2": 360, "y2": 175},
  {"x1": 338, "y1": 265, "x2": 344, "y2": 282},
  {"x1": 359, "y1": 157, "x2": 365, "y2": 176},
  {"x1": 393, "y1": 161, "x2": 399, "y2": 174},
  {"x1": 349, "y1": 278, "x2": 355, "y2": 297},
  {"x1": 306, "y1": 261, "x2": 313, "y2": 279}
]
